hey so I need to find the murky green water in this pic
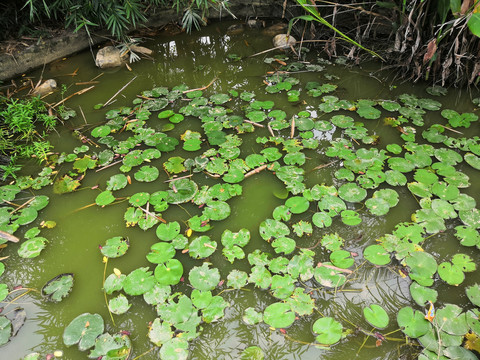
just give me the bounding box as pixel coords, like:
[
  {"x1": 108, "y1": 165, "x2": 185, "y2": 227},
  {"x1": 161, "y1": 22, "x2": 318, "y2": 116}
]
[{"x1": 2, "y1": 20, "x2": 480, "y2": 359}]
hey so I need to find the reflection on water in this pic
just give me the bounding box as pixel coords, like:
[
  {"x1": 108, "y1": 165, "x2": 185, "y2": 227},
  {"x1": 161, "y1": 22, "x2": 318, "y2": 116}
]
[{"x1": 0, "y1": 19, "x2": 479, "y2": 360}]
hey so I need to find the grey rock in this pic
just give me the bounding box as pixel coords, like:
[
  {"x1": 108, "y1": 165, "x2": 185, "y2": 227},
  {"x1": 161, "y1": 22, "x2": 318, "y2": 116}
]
[
  {"x1": 273, "y1": 34, "x2": 296, "y2": 49},
  {"x1": 32, "y1": 79, "x2": 57, "y2": 96},
  {"x1": 95, "y1": 46, "x2": 125, "y2": 68}
]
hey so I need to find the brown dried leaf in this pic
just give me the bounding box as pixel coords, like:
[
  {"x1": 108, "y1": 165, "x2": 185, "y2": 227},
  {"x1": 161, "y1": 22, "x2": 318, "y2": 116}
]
[{"x1": 423, "y1": 39, "x2": 437, "y2": 64}]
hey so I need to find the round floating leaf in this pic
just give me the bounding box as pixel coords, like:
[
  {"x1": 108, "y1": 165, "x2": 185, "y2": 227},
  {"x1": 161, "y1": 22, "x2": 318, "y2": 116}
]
[
  {"x1": 410, "y1": 282, "x2": 438, "y2": 307},
  {"x1": 156, "y1": 136, "x2": 179, "y2": 152},
  {"x1": 431, "y1": 199, "x2": 457, "y2": 219},
  {"x1": 263, "y1": 302, "x2": 295, "y2": 329},
  {"x1": 466, "y1": 284, "x2": 480, "y2": 307},
  {"x1": 42, "y1": 273, "x2": 74, "y2": 302},
  {"x1": 104, "y1": 273, "x2": 125, "y2": 294},
  {"x1": 134, "y1": 165, "x2": 159, "y2": 182},
  {"x1": 100, "y1": 236, "x2": 129, "y2": 258},
  {"x1": 465, "y1": 153, "x2": 480, "y2": 170},
  {"x1": 363, "y1": 244, "x2": 390, "y2": 266},
  {"x1": 0, "y1": 316, "x2": 11, "y2": 346},
  {"x1": 95, "y1": 191, "x2": 115, "y2": 206},
  {"x1": 243, "y1": 307, "x2": 263, "y2": 325},
  {"x1": 166, "y1": 179, "x2": 198, "y2": 204},
  {"x1": 156, "y1": 221, "x2": 180, "y2": 241},
  {"x1": 17, "y1": 237, "x2": 47, "y2": 258},
  {"x1": 88, "y1": 333, "x2": 132, "y2": 359},
  {"x1": 331, "y1": 115, "x2": 354, "y2": 128},
  {"x1": 227, "y1": 270, "x2": 248, "y2": 289},
  {"x1": 436, "y1": 304, "x2": 469, "y2": 335},
  {"x1": 63, "y1": 313, "x2": 104, "y2": 351},
  {"x1": 15, "y1": 207, "x2": 38, "y2": 225},
  {"x1": 221, "y1": 229, "x2": 250, "y2": 248},
  {"x1": 314, "y1": 263, "x2": 346, "y2": 288},
  {"x1": 340, "y1": 209, "x2": 362, "y2": 226},
  {"x1": 272, "y1": 237, "x2": 296, "y2": 255},
  {"x1": 154, "y1": 259, "x2": 183, "y2": 286},
  {"x1": 459, "y1": 208, "x2": 480, "y2": 228},
  {"x1": 259, "y1": 219, "x2": 290, "y2": 240},
  {"x1": 160, "y1": 338, "x2": 188, "y2": 360},
  {"x1": 203, "y1": 201, "x2": 231, "y2": 221},
  {"x1": 365, "y1": 197, "x2": 390, "y2": 216},
  {"x1": 146, "y1": 242, "x2": 175, "y2": 264},
  {"x1": 148, "y1": 318, "x2": 173, "y2": 346},
  {"x1": 123, "y1": 267, "x2": 154, "y2": 295},
  {"x1": 363, "y1": 304, "x2": 389, "y2": 329},
  {"x1": 91, "y1": 125, "x2": 111, "y2": 138},
  {"x1": 210, "y1": 93, "x2": 230, "y2": 104},
  {"x1": 189, "y1": 263, "x2": 220, "y2": 291},
  {"x1": 312, "y1": 317, "x2": 343, "y2": 345},
  {"x1": 312, "y1": 212, "x2": 332, "y2": 228},
  {"x1": 285, "y1": 196, "x2": 310, "y2": 214},
  {"x1": 397, "y1": 306, "x2": 430, "y2": 338},
  {"x1": 129, "y1": 192, "x2": 150, "y2": 207},
  {"x1": 338, "y1": 183, "x2": 367, "y2": 203},
  {"x1": 406, "y1": 252, "x2": 437, "y2": 287},
  {"x1": 188, "y1": 236, "x2": 217, "y2": 259},
  {"x1": 108, "y1": 294, "x2": 131, "y2": 315},
  {"x1": 330, "y1": 250, "x2": 354, "y2": 269},
  {"x1": 240, "y1": 346, "x2": 264, "y2": 360}
]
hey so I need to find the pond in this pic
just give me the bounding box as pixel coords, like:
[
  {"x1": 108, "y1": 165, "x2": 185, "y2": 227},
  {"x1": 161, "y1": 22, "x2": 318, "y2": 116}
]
[{"x1": 1, "y1": 20, "x2": 480, "y2": 360}]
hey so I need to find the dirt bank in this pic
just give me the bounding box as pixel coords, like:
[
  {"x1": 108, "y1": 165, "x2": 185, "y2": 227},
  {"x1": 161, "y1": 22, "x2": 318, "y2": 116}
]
[{"x1": 0, "y1": 0, "x2": 287, "y2": 82}]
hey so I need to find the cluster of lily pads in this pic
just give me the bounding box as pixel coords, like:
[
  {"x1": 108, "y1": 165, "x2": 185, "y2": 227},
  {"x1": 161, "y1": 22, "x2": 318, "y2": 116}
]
[{"x1": 1, "y1": 51, "x2": 480, "y2": 359}]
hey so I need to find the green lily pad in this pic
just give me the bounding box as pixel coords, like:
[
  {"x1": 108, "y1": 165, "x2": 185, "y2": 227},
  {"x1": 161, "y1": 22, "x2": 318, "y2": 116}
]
[
  {"x1": 134, "y1": 165, "x2": 159, "y2": 182},
  {"x1": 410, "y1": 282, "x2": 438, "y2": 306},
  {"x1": 188, "y1": 236, "x2": 217, "y2": 259},
  {"x1": 88, "y1": 332, "x2": 132, "y2": 359},
  {"x1": 189, "y1": 263, "x2": 220, "y2": 291},
  {"x1": 272, "y1": 237, "x2": 296, "y2": 255},
  {"x1": 340, "y1": 209, "x2": 362, "y2": 226},
  {"x1": 314, "y1": 262, "x2": 346, "y2": 288},
  {"x1": 405, "y1": 252, "x2": 437, "y2": 287},
  {"x1": 203, "y1": 201, "x2": 231, "y2": 221},
  {"x1": 166, "y1": 179, "x2": 198, "y2": 204},
  {"x1": 363, "y1": 304, "x2": 389, "y2": 329},
  {"x1": 338, "y1": 183, "x2": 367, "y2": 203},
  {"x1": 221, "y1": 229, "x2": 250, "y2": 248},
  {"x1": 365, "y1": 197, "x2": 390, "y2": 216},
  {"x1": 63, "y1": 313, "x2": 104, "y2": 351},
  {"x1": 285, "y1": 196, "x2": 310, "y2": 214},
  {"x1": 108, "y1": 294, "x2": 131, "y2": 315},
  {"x1": 263, "y1": 302, "x2": 295, "y2": 329},
  {"x1": 100, "y1": 236, "x2": 129, "y2": 258},
  {"x1": 436, "y1": 304, "x2": 469, "y2": 335},
  {"x1": 465, "y1": 153, "x2": 480, "y2": 170},
  {"x1": 160, "y1": 338, "x2": 188, "y2": 360},
  {"x1": 330, "y1": 250, "x2": 354, "y2": 269},
  {"x1": 397, "y1": 306, "x2": 430, "y2": 338},
  {"x1": 148, "y1": 318, "x2": 173, "y2": 346},
  {"x1": 312, "y1": 212, "x2": 333, "y2": 228},
  {"x1": 240, "y1": 346, "x2": 264, "y2": 360},
  {"x1": 154, "y1": 259, "x2": 183, "y2": 286},
  {"x1": 42, "y1": 273, "x2": 74, "y2": 302},
  {"x1": 156, "y1": 221, "x2": 181, "y2": 241},
  {"x1": 146, "y1": 242, "x2": 175, "y2": 264},
  {"x1": 466, "y1": 284, "x2": 480, "y2": 307},
  {"x1": 259, "y1": 219, "x2": 290, "y2": 241},
  {"x1": 363, "y1": 244, "x2": 390, "y2": 266},
  {"x1": 312, "y1": 317, "x2": 343, "y2": 345},
  {"x1": 95, "y1": 191, "x2": 116, "y2": 206},
  {"x1": 438, "y1": 254, "x2": 476, "y2": 286},
  {"x1": 227, "y1": 270, "x2": 248, "y2": 289},
  {"x1": 0, "y1": 316, "x2": 11, "y2": 346},
  {"x1": 17, "y1": 237, "x2": 47, "y2": 258},
  {"x1": 243, "y1": 308, "x2": 263, "y2": 325},
  {"x1": 123, "y1": 267, "x2": 155, "y2": 295}
]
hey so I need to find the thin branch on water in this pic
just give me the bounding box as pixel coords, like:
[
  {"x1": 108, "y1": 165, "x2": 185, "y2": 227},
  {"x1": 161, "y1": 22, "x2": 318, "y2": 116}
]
[
  {"x1": 183, "y1": 77, "x2": 218, "y2": 93},
  {"x1": 52, "y1": 86, "x2": 95, "y2": 108},
  {"x1": 103, "y1": 76, "x2": 137, "y2": 108},
  {"x1": 164, "y1": 174, "x2": 193, "y2": 182}
]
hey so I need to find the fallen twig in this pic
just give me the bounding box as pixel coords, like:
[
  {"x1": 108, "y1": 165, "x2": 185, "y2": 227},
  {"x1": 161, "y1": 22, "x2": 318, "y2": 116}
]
[
  {"x1": 10, "y1": 197, "x2": 35, "y2": 215},
  {"x1": 103, "y1": 76, "x2": 137, "y2": 108},
  {"x1": 267, "y1": 122, "x2": 275, "y2": 137},
  {"x1": 0, "y1": 231, "x2": 19, "y2": 243},
  {"x1": 317, "y1": 262, "x2": 353, "y2": 274},
  {"x1": 183, "y1": 77, "x2": 218, "y2": 94},
  {"x1": 312, "y1": 161, "x2": 337, "y2": 171},
  {"x1": 95, "y1": 159, "x2": 123, "y2": 172},
  {"x1": 164, "y1": 174, "x2": 193, "y2": 182},
  {"x1": 438, "y1": 124, "x2": 463, "y2": 134},
  {"x1": 52, "y1": 86, "x2": 95, "y2": 108},
  {"x1": 290, "y1": 117, "x2": 295, "y2": 138},
  {"x1": 138, "y1": 206, "x2": 167, "y2": 223},
  {"x1": 245, "y1": 164, "x2": 268, "y2": 178},
  {"x1": 244, "y1": 120, "x2": 264, "y2": 128}
]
